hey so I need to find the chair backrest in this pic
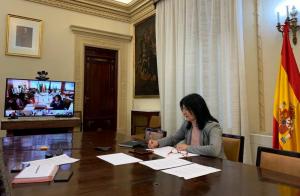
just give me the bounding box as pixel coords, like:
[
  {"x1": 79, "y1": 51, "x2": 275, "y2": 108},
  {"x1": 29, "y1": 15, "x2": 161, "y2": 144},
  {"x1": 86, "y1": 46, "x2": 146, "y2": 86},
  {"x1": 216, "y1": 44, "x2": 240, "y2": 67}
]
[
  {"x1": 256, "y1": 146, "x2": 300, "y2": 178},
  {"x1": 222, "y1": 133, "x2": 244, "y2": 162},
  {"x1": 132, "y1": 116, "x2": 162, "y2": 141},
  {"x1": 144, "y1": 128, "x2": 167, "y2": 141},
  {"x1": 148, "y1": 116, "x2": 161, "y2": 128}
]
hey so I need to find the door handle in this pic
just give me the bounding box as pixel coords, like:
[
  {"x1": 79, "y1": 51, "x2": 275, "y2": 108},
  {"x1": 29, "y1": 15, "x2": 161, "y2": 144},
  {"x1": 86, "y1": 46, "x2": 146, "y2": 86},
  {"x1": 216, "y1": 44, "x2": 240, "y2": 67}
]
[{"x1": 84, "y1": 96, "x2": 90, "y2": 103}]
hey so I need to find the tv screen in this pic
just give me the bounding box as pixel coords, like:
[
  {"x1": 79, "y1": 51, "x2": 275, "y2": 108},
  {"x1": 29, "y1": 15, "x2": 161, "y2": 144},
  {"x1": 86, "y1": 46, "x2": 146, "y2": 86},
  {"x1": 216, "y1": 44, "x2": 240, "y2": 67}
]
[{"x1": 4, "y1": 78, "x2": 75, "y2": 117}]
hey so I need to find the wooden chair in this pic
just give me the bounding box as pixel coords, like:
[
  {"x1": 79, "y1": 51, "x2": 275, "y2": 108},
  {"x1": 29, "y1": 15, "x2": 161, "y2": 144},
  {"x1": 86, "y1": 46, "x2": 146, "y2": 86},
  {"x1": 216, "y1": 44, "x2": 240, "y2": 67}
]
[
  {"x1": 222, "y1": 133, "x2": 244, "y2": 162},
  {"x1": 256, "y1": 146, "x2": 300, "y2": 178},
  {"x1": 132, "y1": 115, "x2": 161, "y2": 140},
  {"x1": 148, "y1": 115, "x2": 161, "y2": 128}
]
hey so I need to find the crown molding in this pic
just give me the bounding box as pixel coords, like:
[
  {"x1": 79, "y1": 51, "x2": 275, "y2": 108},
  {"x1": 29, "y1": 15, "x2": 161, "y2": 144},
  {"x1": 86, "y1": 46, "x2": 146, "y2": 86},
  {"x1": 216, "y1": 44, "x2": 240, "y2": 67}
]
[
  {"x1": 70, "y1": 25, "x2": 132, "y2": 41},
  {"x1": 24, "y1": 0, "x2": 155, "y2": 23},
  {"x1": 130, "y1": 0, "x2": 155, "y2": 23}
]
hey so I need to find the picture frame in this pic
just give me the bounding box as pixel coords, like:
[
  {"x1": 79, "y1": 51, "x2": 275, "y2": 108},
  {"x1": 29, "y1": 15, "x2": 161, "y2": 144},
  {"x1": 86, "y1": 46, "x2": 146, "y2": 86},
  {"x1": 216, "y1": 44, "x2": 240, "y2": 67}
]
[
  {"x1": 134, "y1": 15, "x2": 159, "y2": 98},
  {"x1": 6, "y1": 14, "x2": 43, "y2": 58}
]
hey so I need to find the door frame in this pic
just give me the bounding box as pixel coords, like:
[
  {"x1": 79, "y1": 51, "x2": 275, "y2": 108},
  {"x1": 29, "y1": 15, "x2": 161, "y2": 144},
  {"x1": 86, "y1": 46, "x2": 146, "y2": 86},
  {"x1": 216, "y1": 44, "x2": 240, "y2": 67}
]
[
  {"x1": 71, "y1": 26, "x2": 132, "y2": 134},
  {"x1": 83, "y1": 46, "x2": 118, "y2": 130}
]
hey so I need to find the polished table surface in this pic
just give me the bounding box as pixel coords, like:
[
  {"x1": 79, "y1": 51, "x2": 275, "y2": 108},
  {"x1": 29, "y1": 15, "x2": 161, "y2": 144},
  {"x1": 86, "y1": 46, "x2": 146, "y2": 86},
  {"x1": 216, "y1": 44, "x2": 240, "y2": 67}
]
[{"x1": 2, "y1": 131, "x2": 300, "y2": 196}]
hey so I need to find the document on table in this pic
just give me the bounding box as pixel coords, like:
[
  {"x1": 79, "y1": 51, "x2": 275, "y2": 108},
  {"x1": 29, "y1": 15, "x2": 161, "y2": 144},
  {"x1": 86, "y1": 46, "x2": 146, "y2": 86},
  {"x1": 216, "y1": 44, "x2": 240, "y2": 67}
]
[
  {"x1": 97, "y1": 153, "x2": 143, "y2": 166},
  {"x1": 12, "y1": 164, "x2": 59, "y2": 184},
  {"x1": 24, "y1": 154, "x2": 79, "y2": 166},
  {"x1": 162, "y1": 163, "x2": 221, "y2": 180},
  {"x1": 151, "y1": 146, "x2": 198, "y2": 159},
  {"x1": 15, "y1": 164, "x2": 57, "y2": 179},
  {"x1": 139, "y1": 158, "x2": 192, "y2": 170}
]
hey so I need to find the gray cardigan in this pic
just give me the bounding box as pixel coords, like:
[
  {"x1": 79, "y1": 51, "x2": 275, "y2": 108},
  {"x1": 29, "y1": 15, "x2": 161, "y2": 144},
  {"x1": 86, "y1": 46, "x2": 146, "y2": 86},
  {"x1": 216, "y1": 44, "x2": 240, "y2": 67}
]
[{"x1": 158, "y1": 121, "x2": 225, "y2": 158}]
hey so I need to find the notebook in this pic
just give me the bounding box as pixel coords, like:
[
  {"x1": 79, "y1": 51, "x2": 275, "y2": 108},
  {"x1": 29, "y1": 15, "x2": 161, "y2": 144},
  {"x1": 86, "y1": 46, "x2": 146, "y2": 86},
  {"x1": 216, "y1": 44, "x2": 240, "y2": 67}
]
[{"x1": 12, "y1": 164, "x2": 59, "y2": 184}]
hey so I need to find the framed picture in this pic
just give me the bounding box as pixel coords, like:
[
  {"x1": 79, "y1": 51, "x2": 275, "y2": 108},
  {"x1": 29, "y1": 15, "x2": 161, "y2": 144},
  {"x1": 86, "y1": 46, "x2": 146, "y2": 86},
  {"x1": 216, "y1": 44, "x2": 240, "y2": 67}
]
[
  {"x1": 6, "y1": 14, "x2": 43, "y2": 58},
  {"x1": 134, "y1": 15, "x2": 159, "y2": 98}
]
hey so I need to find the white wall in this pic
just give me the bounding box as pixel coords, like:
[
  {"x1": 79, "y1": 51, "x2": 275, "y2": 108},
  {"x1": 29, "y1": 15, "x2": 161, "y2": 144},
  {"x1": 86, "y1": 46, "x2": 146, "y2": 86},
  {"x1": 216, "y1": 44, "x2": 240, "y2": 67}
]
[
  {"x1": 243, "y1": 0, "x2": 300, "y2": 135},
  {"x1": 259, "y1": 0, "x2": 300, "y2": 133},
  {"x1": 245, "y1": 0, "x2": 300, "y2": 164},
  {"x1": 250, "y1": 133, "x2": 272, "y2": 163},
  {"x1": 243, "y1": 0, "x2": 260, "y2": 134}
]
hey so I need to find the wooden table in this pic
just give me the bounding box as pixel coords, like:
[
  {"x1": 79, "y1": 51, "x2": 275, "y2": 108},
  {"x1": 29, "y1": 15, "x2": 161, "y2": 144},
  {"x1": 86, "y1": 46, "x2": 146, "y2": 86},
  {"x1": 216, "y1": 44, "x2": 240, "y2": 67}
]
[{"x1": 1, "y1": 132, "x2": 300, "y2": 196}]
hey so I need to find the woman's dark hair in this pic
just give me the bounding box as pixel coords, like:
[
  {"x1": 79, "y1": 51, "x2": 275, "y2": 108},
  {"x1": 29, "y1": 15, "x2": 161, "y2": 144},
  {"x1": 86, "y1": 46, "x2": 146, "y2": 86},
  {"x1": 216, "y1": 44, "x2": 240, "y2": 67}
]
[
  {"x1": 54, "y1": 94, "x2": 62, "y2": 101},
  {"x1": 180, "y1": 93, "x2": 218, "y2": 130}
]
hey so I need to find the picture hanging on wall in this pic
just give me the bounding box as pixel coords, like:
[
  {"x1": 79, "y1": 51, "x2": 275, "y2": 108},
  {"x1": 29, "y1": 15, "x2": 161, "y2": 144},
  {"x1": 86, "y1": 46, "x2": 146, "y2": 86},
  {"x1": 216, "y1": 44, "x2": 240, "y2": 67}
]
[
  {"x1": 134, "y1": 15, "x2": 159, "y2": 98},
  {"x1": 6, "y1": 14, "x2": 43, "y2": 58}
]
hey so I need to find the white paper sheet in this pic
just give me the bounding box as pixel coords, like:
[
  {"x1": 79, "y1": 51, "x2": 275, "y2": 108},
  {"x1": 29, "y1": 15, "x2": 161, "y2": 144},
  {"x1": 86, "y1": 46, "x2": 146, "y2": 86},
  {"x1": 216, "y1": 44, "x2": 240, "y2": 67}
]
[
  {"x1": 15, "y1": 164, "x2": 57, "y2": 179},
  {"x1": 24, "y1": 154, "x2": 79, "y2": 166},
  {"x1": 151, "y1": 146, "x2": 198, "y2": 159},
  {"x1": 139, "y1": 158, "x2": 192, "y2": 170},
  {"x1": 162, "y1": 163, "x2": 221, "y2": 180},
  {"x1": 97, "y1": 153, "x2": 143, "y2": 166}
]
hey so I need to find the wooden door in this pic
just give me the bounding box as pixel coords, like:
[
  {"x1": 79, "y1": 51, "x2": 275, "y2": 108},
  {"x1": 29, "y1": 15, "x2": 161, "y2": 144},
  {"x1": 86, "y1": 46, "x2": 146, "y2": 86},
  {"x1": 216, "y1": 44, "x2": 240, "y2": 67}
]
[{"x1": 83, "y1": 46, "x2": 118, "y2": 131}]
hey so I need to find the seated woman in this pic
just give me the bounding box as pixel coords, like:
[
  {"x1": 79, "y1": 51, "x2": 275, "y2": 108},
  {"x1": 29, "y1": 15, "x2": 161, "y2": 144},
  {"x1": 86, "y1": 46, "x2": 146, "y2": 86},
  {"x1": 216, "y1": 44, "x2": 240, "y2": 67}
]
[
  {"x1": 8, "y1": 93, "x2": 26, "y2": 110},
  {"x1": 50, "y1": 95, "x2": 65, "y2": 110},
  {"x1": 148, "y1": 93, "x2": 225, "y2": 158}
]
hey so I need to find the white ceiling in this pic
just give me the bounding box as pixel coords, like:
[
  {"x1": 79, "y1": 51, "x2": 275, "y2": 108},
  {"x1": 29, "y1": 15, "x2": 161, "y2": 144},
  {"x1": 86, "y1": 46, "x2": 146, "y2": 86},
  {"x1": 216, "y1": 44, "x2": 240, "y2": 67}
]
[{"x1": 113, "y1": 0, "x2": 134, "y2": 4}]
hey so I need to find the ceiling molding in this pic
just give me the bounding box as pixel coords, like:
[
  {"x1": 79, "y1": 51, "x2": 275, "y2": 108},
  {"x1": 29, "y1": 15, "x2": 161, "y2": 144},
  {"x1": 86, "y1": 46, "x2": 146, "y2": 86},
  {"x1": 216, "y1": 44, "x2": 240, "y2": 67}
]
[
  {"x1": 70, "y1": 25, "x2": 132, "y2": 41},
  {"x1": 24, "y1": 0, "x2": 155, "y2": 23},
  {"x1": 130, "y1": 0, "x2": 155, "y2": 23}
]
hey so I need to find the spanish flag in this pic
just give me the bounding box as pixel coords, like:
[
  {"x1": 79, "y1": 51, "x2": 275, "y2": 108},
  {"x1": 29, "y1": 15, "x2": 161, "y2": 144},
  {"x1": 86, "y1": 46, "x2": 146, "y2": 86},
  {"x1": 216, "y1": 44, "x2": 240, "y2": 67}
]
[{"x1": 273, "y1": 23, "x2": 300, "y2": 152}]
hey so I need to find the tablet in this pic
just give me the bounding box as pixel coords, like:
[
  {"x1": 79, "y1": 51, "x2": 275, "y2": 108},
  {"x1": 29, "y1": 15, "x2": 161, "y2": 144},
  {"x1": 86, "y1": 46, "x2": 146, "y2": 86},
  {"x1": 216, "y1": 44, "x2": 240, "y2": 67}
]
[
  {"x1": 129, "y1": 148, "x2": 153, "y2": 155},
  {"x1": 54, "y1": 170, "x2": 73, "y2": 182}
]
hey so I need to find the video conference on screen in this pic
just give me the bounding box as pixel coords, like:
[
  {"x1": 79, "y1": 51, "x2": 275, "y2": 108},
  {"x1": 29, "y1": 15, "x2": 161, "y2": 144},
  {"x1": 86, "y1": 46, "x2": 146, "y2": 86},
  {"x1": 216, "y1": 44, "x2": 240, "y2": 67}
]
[{"x1": 4, "y1": 79, "x2": 75, "y2": 117}]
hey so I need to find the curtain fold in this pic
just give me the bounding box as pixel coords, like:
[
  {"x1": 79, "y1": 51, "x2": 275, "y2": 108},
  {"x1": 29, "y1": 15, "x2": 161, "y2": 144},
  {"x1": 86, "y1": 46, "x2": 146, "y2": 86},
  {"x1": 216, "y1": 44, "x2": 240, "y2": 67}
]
[{"x1": 156, "y1": 0, "x2": 252, "y2": 164}]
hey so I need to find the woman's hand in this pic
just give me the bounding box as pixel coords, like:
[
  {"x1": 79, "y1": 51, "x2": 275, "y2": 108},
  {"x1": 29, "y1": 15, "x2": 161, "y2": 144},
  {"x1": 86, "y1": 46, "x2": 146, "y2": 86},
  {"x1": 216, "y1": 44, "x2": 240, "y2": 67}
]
[
  {"x1": 176, "y1": 143, "x2": 189, "y2": 151},
  {"x1": 148, "y1": 139, "x2": 159, "y2": 149}
]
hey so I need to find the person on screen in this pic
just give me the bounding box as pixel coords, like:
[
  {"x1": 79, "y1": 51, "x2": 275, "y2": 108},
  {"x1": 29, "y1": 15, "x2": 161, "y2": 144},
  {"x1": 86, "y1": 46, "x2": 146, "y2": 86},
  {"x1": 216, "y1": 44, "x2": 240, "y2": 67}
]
[
  {"x1": 9, "y1": 93, "x2": 26, "y2": 110},
  {"x1": 148, "y1": 93, "x2": 225, "y2": 158},
  {"x1": 50, "y1": 95, "x2": 65, "y2": 110}
]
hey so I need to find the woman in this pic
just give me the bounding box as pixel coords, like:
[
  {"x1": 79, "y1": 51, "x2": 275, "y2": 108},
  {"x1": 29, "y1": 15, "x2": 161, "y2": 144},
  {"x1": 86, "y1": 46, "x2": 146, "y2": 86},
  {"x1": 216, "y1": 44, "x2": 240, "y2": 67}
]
[
  {"x1": 50, "y1": 95, "x2": 65, "y2": 110},
  {"x1": 148, "y1": 93, "x2": 225, "y2": 158}
]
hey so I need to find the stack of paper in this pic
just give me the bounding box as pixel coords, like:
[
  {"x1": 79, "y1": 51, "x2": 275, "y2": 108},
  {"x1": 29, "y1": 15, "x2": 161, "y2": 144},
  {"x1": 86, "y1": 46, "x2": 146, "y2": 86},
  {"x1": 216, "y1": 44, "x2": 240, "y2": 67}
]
[
  {"x1": 12, "y1": 164, "x2": 59, "y2": 184},
  {"x1": 140, "y1": 158, "x2": 192, "y2": 170},
  {"x1": 162, "y1": 163, "x2": 221, "y2": 179},
  {"x1": 13, "y1": 154, "x2": 79, "y2": 184},
  {"x1": 24, "y1": 154, "x2": 79, "y2": 166},
  {"x1": 97, "y1": 153, "x2": 142, "y2": 165},
  {"x1": 151, "y1": 146, "x2": 198, "y2": 159}
]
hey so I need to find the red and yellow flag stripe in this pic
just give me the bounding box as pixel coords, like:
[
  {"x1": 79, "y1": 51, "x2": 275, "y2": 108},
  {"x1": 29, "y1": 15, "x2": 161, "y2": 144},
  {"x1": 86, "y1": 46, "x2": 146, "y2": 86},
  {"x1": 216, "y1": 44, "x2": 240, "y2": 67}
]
[{"x1": 273, "y1": 23, "x2": 300, "y2": 152}]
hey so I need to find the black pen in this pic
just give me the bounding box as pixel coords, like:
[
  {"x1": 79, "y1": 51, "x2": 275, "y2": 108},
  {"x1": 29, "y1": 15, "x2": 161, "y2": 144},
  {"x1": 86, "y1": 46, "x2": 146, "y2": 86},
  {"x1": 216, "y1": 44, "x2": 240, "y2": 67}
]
[{"x1": 35, "y1": 165, "x2": 40, "y2": 174}]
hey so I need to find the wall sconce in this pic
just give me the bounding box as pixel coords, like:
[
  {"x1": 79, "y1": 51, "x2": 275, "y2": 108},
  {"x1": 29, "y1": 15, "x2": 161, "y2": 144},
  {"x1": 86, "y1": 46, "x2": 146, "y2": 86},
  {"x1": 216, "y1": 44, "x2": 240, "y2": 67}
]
[{"x1": 277, "y1": 5, "x2": 300, "y2": 44}]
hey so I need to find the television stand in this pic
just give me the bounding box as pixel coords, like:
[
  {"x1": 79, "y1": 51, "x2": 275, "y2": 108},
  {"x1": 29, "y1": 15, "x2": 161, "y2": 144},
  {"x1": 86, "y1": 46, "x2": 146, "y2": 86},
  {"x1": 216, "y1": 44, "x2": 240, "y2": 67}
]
[
  {"x1": 0, "y1": 117, "x2": 81, "y2": 136},
  {"x1": 54, "y1": 114, "x2": 73, "y2": 118}
]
